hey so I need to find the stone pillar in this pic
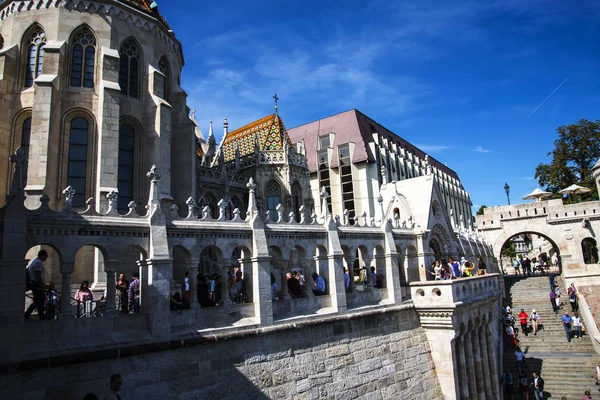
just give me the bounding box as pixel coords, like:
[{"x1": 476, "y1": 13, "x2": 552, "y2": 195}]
[
  {"x1": 59, "y1": 261, "x2": 75, "y2": 318},
  {"x1": 0, "y1": 260, "x2": 29, "y2": 325},
  {"x1": 463, "y1": 331, "x2": 477, "y2": 397},
  {"x1": 220, "y1": 265, "x2": 232, "y2": 306},
  {"x1": 328, "y1": 253, "x2": 347, "y2": 313},
  {"x1": 252, "y1": 256, "x2": 273, "y2": 325},
  {"x1": 279, "y1": 265, "x2": 289, "y2": 300},
  {"x1": 190, "y1": 259, "x2": 199, "y2": 310},
  {"x1": 104, "y1": 259, "x2": 118, "y2": 314},
  {"x1": 346, "y1": 256, "x2": 356, "y2": 292},
  {"x1": 241, "y1": 259, "x2": 253, "y2": 302},
  {"x1": 136, "y1": 260, "x2": 149, "y2": 313},
  {"x1": 146, "y1": 258, "x2": 172, "y2": 339},
  {"x1": 456, "y1": 335, "x2": 470, "y2": 399},
  {"x1": 471, "y1": 328, "x2": 485, "y2": 399},
  {"x1": 304, "y1": 267, "x2": 315, "y2": 297},
  {"x1": 484, "y1": 324, "x2": 502, "y2": 395},
  {"x1": 364, "y1": 258, "x2": 373, "y2": 288},
  {"x1": 416, "y1": 233, "x2": 431, "y2": 282},
  {"x1": 477, "y1": 325, "x2": 493, "y2": 396}
]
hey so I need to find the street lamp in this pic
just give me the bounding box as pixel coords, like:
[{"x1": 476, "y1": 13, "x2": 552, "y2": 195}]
[{"x1": 504, "y1": 182, "x2": 510, "y2": 205}]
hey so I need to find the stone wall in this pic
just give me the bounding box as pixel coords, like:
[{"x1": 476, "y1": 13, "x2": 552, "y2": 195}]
[{"x1": 0, "y1": 305, "x2": 442, "y2": 400}]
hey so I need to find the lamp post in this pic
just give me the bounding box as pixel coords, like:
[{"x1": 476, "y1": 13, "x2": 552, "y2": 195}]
[{"x1": 504, "y1": 182, "x2": 510, "y2": 205}]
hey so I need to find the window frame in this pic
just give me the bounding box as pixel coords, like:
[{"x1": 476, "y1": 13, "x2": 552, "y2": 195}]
[
  {"x1": 119, "y1": 38, "x2": 142, "y2": 98},
  {"x1": 22, "y1": 26, "x2": 47, "y2": 89},
  {"x1": 69, "y1": 27, "x2": 97, "y2": 88}
]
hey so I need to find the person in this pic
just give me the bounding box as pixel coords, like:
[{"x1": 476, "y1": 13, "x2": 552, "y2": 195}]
[
  {"x1": 449, "y1": 257, "x2": 460, "y2": 279},
  {"x1": 235, "y1": 267, "x2": 244, "y2": 302},
  {"x1": 115, "y1": 273, "x2": 129, "y2": 314},
  {"x1": 286, "y1": 272, "x2": 303, "y2": 297},
  {"x1": 440, "y1": 260, "x2": 452, "y2": 280},
  {"x1": 298, "y1": 271, "x2": 305, "y2": 293},
  {"x1": 568, "y1": 283, "x2": 579, "y2": 312},
  {"x1": 344, "y1": 268, "x2": 351, "y2": 292},
  {"x1": 549, "y1": 271, "x2": 556, "y2": 290},
  {"x1": 562, "y1": 311, "x2": 573, "y2": 343},
  {"x1": 504, "y1": 304, "x2": 512, "y2": 314},
  {"x1": 513, "y1": 258, "x2": 521, "y2": 275},
  {"x1": 104, "y1": 373, "x2": 123, "y2": 400},
  {"x1": 583, "y1": 390, "x2": 593, "y2": 400},
  {"x1": 554, "y1": 285, "x2": 561, "y2": 310},
  {"x1": 477, "y1": 256, "x2": 487, "y2": 274},
  {"x1": 506, "y1": 324, "x2": 516, "y2": 348},
  {"x1": 170, "y1": 292, "x2": 183, "y2": 311},
  {"x1": 433, "y1": 261, "x2": 441, "y2": 280},
  {"x1": 532, "y1": 372, "x2": 544, "y2": 400},
  {"x1": 197, "y1": 274, "x2": 211, "y2": 307},
  {"x1": 183, "y1": 271, "x2": 191, "y2": 302},
  {"x1": 75, "y1": 281, "x2": 94, "y2": 317},
  {"x1": 207, "y1": 274, "x2": 216, "y2": 303},
  {"x1": 128, "y1": 271, "x2": 140, "y2": 313},
  {"x1": 515, "y1": 346, "x2": 526, "y2": 370},
  {"x1": 550, "y1": 287, "x2": 558, "y2": 314},
  {"x1": 530, "y1": 309, "x2": 540, "y2": 335},
  {"x1": 572, "y1": 312, "x2": 583, "y2": 339},
  {"x1": 519, "y1": 369, "x2": 529, "y2": 400},
  {"x1": 524, "y1": 257, "x2": 532, "y2": 276},
  {"x1": 594, "y1": 362, "x2": 600, "y2": 386},
  {"x1": 370, "y1": 267, "x2": 378, "y2": 288},
  {"x1": 518, "y1": 309, "x2": 529, "y2": 336},
  {"x1": 270, "y1": 273, "x2": 278, "y2": 300},
  {"x1": 312, "y1": 272, "x2": 326, "y2": 296},
  {"x1": 24, "y1": 249, "x2": 48, "y2": 321}
]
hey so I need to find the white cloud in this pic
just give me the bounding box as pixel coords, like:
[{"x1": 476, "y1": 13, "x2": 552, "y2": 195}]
[
  {"x1": 473, "y1": 146, "x2": 490, "y2": 153},
  {"x1": 414, "y1": 144, "x2": 453, "y2": 153}
]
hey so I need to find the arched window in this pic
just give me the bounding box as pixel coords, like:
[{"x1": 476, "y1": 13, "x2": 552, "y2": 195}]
[
  {"x1": 292, "y1": 181, "x2": 302, "y2": 223},
  {"x1": 158, "y1": 56, "x2": 170, "y2": 101},
  {"x1": 117, "y1": 124, "x2": 134, "y2": 211},
  {"x1": 67, "y1": 118, "x2": 89, "y2": 207},
  {"x1": 20, "y1": 117, "x2": 32, "y2": 189},
  {"x1": 24, "y1": 28, "x2": 46, "y2": 88},
  {"x1": 119, "y1": 39, "x2": 140, "y2": 98},
  {"x1": 582, "y1": 238, "x2": 598, "y2": 264},
  {"x1": 266, "y1": 180, "x2": 281, "y2": 222},
  {"x1": 70, "y1": 28, "x2": 96, "y2": 88}
]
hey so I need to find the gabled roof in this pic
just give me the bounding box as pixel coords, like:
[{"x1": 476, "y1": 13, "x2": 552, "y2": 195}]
[
  {"x1": 287, "y1": 109, "x2": 460, "y2": 181},
  {"x1": 215, "y1": 114, "x2": 293, "y2": 164},
  {"x1": 117, "y1": 0, "x2": 170, "y2": 29}
]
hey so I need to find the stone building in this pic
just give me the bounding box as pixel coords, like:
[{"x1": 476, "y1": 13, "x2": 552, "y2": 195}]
[
  {"x1": 0, "y1": 1, "x2": 502, "y2": 399},
  {"x1": 287, "y1": 109, "x2": 474, "y2": 231}
]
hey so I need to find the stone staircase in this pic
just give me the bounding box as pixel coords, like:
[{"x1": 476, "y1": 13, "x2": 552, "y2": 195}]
[{"x1": 503, "y1": 275, "x2": 599, "y2": 399}]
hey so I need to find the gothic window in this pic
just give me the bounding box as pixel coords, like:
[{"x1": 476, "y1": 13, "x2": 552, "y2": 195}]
[
  {"x1": 117, "y1": 124, "x2": 134, "y2": 211},
  {"x1": 582, "y1": 238, "x2": 598, "y2": 264},
  {"x1": 20, "y1": 117, "x2": 32, "y2": 189},
  {"x1": 158, "y1": 56, "x2": 170, "y2": 101},
  {"x1": 24, "y1": 28, "x2": 46, "y2": 88},
  {"x1": 266, "y1": 180, "x2": 281, "y2": 222},
  {"x1": 70, "y1": 28, "x2": 96, "y2": 88},
  {"x1": 119, "y1": 39, "x2": 140, "y2": 98},
  {"x1": 67, "y1": 118, "x2": 89, "y2": 207},
  {"x1": 292, "y1": 182, "x2": 302, "y2": 223}
]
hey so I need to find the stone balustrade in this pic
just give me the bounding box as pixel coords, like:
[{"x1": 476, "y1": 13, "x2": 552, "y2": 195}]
[{"x1": 410, "y1": 273, "x2": 502, "y2": 308}]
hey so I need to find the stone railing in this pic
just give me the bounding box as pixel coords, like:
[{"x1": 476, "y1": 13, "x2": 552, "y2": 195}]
[
  {"x1": 259, "y1": 150, "x2": 285, "y2": 164},
  {"x1": 410, "y1": 274, "x2": 501, "y2": 308}
]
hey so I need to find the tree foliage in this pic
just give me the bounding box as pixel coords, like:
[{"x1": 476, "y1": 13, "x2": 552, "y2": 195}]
[
  {"x1": 476, "y1": 205, "x2": 487, "y2": 215},
  {"x1": 501, "y1": 241, "x2": 516, "y2": 260},
  {"x1": 535, "y1": 119, "x2": 600, "y2": 203}
]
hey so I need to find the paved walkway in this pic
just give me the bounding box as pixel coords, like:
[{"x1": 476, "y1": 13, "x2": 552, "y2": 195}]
[{"x1": 503, "y1": 274, "x2": 599, "y2": 399}]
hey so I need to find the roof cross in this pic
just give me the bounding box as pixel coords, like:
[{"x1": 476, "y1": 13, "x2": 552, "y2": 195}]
[{"x1": 273, "y1": 93, "x2": 279, "y2": 114}]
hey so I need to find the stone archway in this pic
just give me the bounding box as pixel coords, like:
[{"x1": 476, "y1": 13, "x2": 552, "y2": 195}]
[{"x1": 495, "y1": 231, "x2": 563, "y2": 275}]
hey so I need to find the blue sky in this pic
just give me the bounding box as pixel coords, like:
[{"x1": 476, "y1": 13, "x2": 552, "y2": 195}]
[{"x1": 158, "y1": 0, "x2": 600, "y2": 213}]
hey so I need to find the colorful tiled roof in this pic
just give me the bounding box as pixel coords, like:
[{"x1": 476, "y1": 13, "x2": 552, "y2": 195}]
[
  {"x1": 117, "y1": 0, "x2": 170, "y2": 30},
  {"x1": 217, "y1": 114, "x2": 293, "y2": 164}
]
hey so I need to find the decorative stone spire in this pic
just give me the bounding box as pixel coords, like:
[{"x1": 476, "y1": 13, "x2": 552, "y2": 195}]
[
  {"x1": 321, "y1": 186, "x2": 331, "y2": 222},
  {"x1": 425, "y1": 154, "x2": 432, "y2": 175},
  {"x1": 223, "y1": 117, "x2": 229, "y2": 137},
  {"x1": 191, "y1": 108, "x2": 196, "y2": 121},
  {"x1": 106, "y1": 190, "x2": 118, "y2": 212},
  {"x1": 63, "y1": 186, "x2": 75, "y2": 210},
  {"x1": 146, "y1": 165, "x2": 161, "y2": 209},
  {"x1": 246, "y1": 178, "x2": 258, "y2": 221},
  {"x1": 381, "y1": 164, "x2": 388, "y2": 185},
  {"x1": 378, "y1": 194, "x2": 385, "y2": 223}
]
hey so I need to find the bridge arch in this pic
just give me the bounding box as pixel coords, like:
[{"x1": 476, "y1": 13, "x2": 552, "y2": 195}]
[{"x1": 493, "y1": 230, "x2": 563, "y2": 274}]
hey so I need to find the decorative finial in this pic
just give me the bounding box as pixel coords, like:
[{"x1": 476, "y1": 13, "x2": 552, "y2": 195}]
[
  {"x1": 106, "y1": 190, "x2": 118, "y2": 209},
  {"x1": 63, "y1": 186, "x2": 76, "y2": 208},
  {"x1": 320, "y1": 186, "x2": 329, "y2": 200},
  {"x1": 208, "y1": 121, "x2": 214, "y2": 137},
  {"x1": 223, "y1": 118, "x2": 228, "y2": 136},
  {"x1": 273, "y1": 93, "x2": 279, "y2": 115},
  {"x1": 146, "y1": 165, "x2": 161, "y2": 181},
  {"x1": 247, "y1": 177, "x2": 256, "y2": 193},
  {"x1": 191, "y1": 109, "x2": 196, "y2": 120}
]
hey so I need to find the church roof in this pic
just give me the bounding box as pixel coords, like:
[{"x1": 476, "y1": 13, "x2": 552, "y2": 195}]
[
  {"x1": 116, "y1": 0, "x2": 170, "y2": 29},
  {"x1": 215, "y1": 114, "x2": 293, "y2": 164}
]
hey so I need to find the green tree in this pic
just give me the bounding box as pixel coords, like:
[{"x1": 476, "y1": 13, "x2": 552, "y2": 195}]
[
  {"x1": 476, "y1": 205, "x2": 487, "y2": 215},
  {"x1": 535, "y1": 119, "x2": 600, "y2": 203},
  {"x1": 501, "y1": 241, "x2": 516, "y2": 260}
]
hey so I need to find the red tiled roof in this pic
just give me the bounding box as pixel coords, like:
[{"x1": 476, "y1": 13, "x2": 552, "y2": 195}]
[
  {"x1": 287, "y1": 109, "x2": 460, "y2": 180},
  {"x1": 117, "y1": 0, "x2": 170, "y2": 29}
]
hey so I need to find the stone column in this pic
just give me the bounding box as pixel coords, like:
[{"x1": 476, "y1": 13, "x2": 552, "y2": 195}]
[
  {"x1": 463, "y1": 331, "x2": 477, "y2": 397},
  {"x1": 104, "y1": 259, "x2": 118, "y2": 314},
  {"x1": 0, "y1": 260, "x2": 29, "y2": 325},
  {"x1": 136, "y1": 259, "x2": 149, "y2": 313},
  {"x1": 364, "y1": 258, "x2": 373, "y2": 288},
  {"x1": 477, "y1": 325, "x2": 493, "y2": 396},
  {"x1": 328, "y1": 253, "x2": 347, "y2": 313},
  {"x1": 304, "y1": 267, "x2": 315, "y2": 297},
  {"x1": 252, "y1": 256, "x2": 273, "y2": 325},
  {"x1": 220, "y1": 265, "x2": 232, "y2": 306},
  {"x1": 456, "y1": 335, "x2": 470, "y2": 399},
  {"x1": 59, "y1": 261, "x2": 75, "y2": 318},
  {"x1": 484, "y1": 324, "x2": 502, "y2": 395},
  {"x1": 279, "y1": 265, "x2": 289, "y2": 300},
  {"x1": 346, "y1": 256, "x2": 356, "y2": 292},
  {"x1": 146, "y1": 258, "x2": 172, "y2": 339},
  {"x1": 190, "y1": 259, "x2": 199, "y2": 310},
  {"x1": 471, "y1": 327, "x2": 485, "y2": 399},
  {"x1": 241, "y1": 259, "x2": 253, "y2": 302}
]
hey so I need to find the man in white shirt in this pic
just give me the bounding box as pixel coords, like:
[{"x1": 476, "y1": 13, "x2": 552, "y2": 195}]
[
  {"x1": 104, "y1": 374, "x2": 123, "y2": 400},
  {"x1": 24, "y1": 250, "x2": 48, "y2": 321}
]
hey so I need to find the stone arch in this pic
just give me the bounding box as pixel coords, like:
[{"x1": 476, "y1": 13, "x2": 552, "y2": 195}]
[
  {"x1": 314, "y1": 245, "x2": 329, "y2": 293},
  {"x1": 72, "y1": 243, "x2": 109, "y2": 292},
  {"x1": 405, "y1": 245, "x2": 419, "y2": 282},
  {"x1": 173, "y1": 245, "x2": 191, "y2": 287},
  {"x1": 582, "y1": 237, "x2": 598, "y2": 264},
  {"x1": 117, "y1": 245, "x2": 147, "y2": 278},
  {"x1": 430, "y1": 224, "x2": 451, "y2": 255},
  {"x1": 24, "y1": 244, "x2": 63, "y2": 291},
  {"x1": 199, "y1": 245, "x2": 222, "y2": 276},
  {"x1": 494, "y1": 230, "x2": 563, "y2": 274}
]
